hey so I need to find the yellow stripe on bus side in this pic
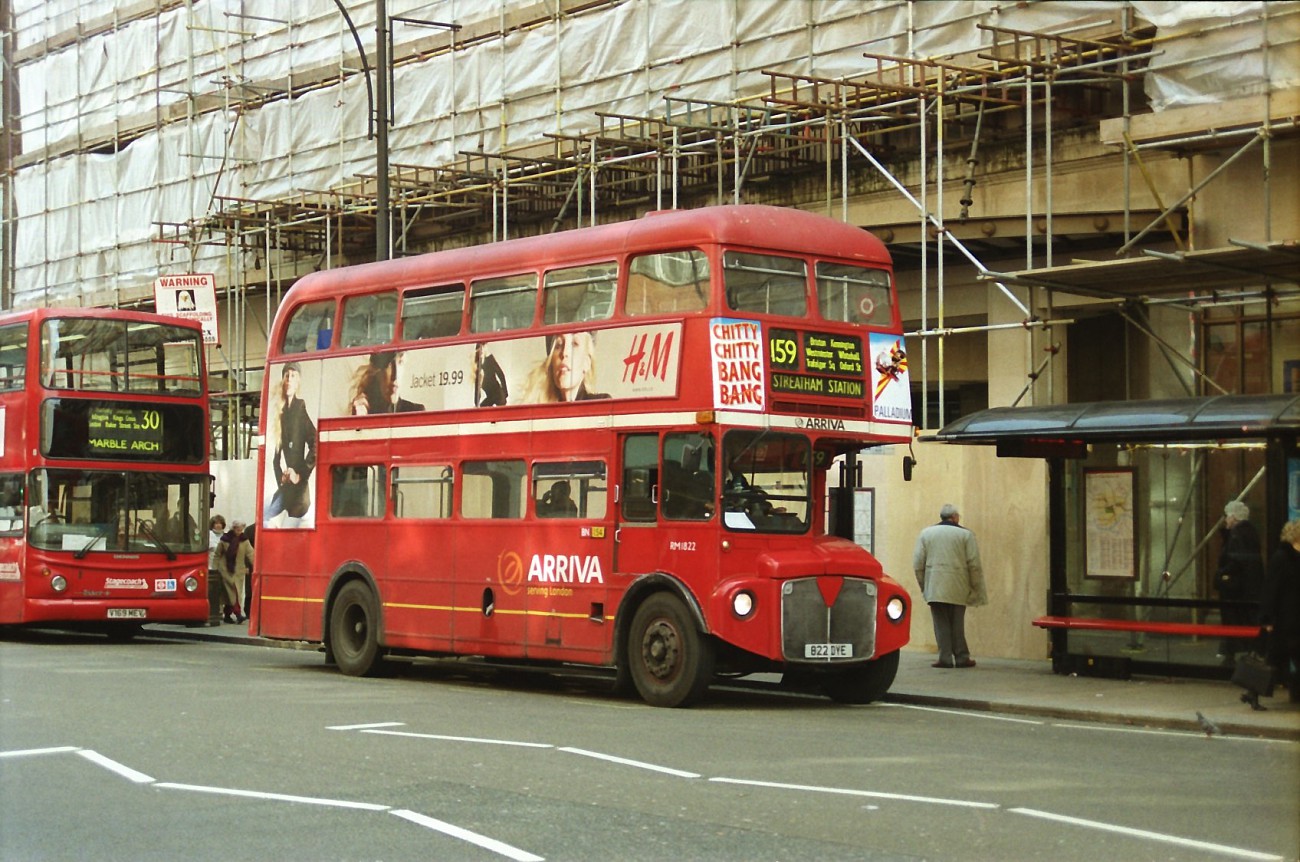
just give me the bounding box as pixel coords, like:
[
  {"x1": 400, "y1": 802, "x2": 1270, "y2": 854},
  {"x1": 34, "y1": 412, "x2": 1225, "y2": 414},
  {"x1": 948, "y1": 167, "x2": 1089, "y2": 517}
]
[{"x1": 262, "y1": 595, "x2": 614, "y2": 623}]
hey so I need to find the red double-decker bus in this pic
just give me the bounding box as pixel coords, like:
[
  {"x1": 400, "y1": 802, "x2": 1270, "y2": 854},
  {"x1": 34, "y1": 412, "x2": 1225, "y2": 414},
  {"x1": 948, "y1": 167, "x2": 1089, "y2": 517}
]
[
  {"x1": 0, "y1": 309, "x2": 211, "y2": 635},
  {"x1": 251, "y1": 205, "x2": 914, "y2": 706}
]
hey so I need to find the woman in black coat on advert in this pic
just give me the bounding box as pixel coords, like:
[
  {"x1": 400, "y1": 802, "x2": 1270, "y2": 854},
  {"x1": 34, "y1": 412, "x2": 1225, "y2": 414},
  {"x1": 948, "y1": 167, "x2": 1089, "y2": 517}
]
[{"x1": 1261, "y1": 518, "x2": 1300, "y2": 704}]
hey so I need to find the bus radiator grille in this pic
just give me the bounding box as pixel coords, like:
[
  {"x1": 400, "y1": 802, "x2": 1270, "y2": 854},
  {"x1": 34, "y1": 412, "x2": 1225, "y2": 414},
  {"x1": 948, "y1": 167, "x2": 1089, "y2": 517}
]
[{"x1": 780, "y1": 577, "x2": 878, "y2": 663}]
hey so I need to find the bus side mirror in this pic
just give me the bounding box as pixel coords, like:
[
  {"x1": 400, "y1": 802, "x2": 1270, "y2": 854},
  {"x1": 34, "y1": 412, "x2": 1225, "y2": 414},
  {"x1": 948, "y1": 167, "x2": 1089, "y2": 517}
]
[{"x1": 902, "y1": 456, "x2": 915, "y2": 482}]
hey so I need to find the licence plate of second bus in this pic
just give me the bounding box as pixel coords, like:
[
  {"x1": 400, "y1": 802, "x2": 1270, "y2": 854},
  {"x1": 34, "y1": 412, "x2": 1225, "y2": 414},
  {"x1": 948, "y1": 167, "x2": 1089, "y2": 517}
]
[
  {"x1": 107, "y1": 608, "x2": 146, "y2": 620},
  {"x1": 805, "y1": 643, "x2": 852, "y2": 659}
]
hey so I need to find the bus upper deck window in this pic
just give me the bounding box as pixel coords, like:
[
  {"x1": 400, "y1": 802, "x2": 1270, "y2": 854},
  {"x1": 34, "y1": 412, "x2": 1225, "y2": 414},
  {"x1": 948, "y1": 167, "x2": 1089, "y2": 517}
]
[
  {"x1": 402, "y1": 285, "x2": 465, "y2": 340},
  {"x1": 0, "y1": 323, "x2": 27, "y2": 392},
  {"x1": 340, "y1": 292, "x2": 398, "y2": 349},
  {"x1": 626, "y1": 251, "x2": 709, "y2": 317},
  {"x1": 816, "y1": 262, "x2": 893, "y2": 326},
  {"x1": 470, "y1": 274, "x2": 538, "y2": 334},
  {"x1": 723, "y1": 252, "x2": 807, "y2": 317},
  {"x1": 283, "y1": 300, "x2": 337, "y2": 354},
  {"x1": 543, "y1": 263, "x2": 617, "y2": 325}
]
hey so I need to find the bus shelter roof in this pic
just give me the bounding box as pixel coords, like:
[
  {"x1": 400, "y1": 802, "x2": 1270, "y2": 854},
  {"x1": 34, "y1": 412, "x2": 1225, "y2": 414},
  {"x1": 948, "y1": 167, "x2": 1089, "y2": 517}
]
[{"x1": 929, "y1": 394, "x2": 1300, "y2": 450}]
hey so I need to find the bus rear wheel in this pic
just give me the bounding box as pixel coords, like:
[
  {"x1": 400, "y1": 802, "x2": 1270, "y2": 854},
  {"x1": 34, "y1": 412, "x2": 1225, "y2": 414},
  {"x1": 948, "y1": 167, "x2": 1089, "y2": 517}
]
[
  {"x1": 820, "y1": 650, "x2": 900, "y2": 704},
  {"x1": 627, "y1": 593, "x2": 714, "y2": 708},
  {"x1": 328, "y1": 581, "x2": 383, "y2": 677}
]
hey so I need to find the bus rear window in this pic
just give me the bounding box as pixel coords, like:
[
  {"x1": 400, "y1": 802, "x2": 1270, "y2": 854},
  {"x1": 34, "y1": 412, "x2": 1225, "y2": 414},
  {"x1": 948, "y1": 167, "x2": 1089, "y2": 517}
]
[
  {"x1": 816, "y1": 262, "x2": 893, "y2": 326},
  {"x1": 723, "y1": 252, "x2": 808, "y2": 317},
  {"x1": 626, "y1": 251, "x2": 709, "y2": 316}
]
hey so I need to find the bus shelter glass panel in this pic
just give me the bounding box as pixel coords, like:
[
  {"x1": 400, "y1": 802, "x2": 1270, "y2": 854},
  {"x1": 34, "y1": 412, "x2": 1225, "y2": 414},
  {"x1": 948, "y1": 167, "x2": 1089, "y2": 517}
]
[
  {"x1": 41, "y1": 318, "x2": 203, "y2": 395},
  {"x1": 723, "y1": 252, "x2": 808, "y2": 317},
  {"x1": 543, "y1": 263, "x2": 617, "y2": 325},
  {"x1": 27, "y1": 468, "x2": 208, "y2": 554},
  {"x1": 721, "y1": 431, "x2": 810, "y2": 533},
  {"x1": 625, "y1": 251, "x2": 709, "y2": 316},
  {"x1": 815, "y1": 262, "x2": 893, "y2": 326}
]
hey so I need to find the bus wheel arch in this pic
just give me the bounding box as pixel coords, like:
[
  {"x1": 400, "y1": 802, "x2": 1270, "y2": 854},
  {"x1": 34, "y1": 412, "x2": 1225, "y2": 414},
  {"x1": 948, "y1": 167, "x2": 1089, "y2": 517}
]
[
  {"x1": 617, "y1": 576, "x2": 715, "y2": 708},
  {"x1": 323, "y1": 568, "x2": 385, "y2": 677}
]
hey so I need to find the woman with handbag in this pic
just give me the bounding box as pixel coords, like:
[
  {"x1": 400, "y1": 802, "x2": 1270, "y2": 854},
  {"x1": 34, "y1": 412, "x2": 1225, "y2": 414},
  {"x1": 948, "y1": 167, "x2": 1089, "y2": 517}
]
[{"x1": 1259, "y1": 518, "x2": 1300, "y2": 705}]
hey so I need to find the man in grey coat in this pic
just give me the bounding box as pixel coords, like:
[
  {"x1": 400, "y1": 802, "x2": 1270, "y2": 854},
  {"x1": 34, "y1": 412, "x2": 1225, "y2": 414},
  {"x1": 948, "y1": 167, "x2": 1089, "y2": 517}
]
[{"x1": 913, "y1": 503, "x2": 987, "y2": 668}]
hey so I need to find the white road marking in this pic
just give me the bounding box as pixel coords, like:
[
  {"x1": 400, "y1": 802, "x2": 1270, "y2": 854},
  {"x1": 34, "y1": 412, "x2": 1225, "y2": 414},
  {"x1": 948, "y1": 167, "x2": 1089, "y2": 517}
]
[
  {"x1": 365, "y1": 729, "x2": 553, "y2": 748},
  {"x1": 77, "y1": 749, "x2": 155, "y2": 783},
  {"x1": 391, "y1": 809, "x2": 545, "y2": 862},
  {"x1": 1009, "y1": 807, "x2": 1285, "y2": 861},
  {"x1": 155, "y1": 782, "x2": 390, "y2": 811},
  {"x1": 884, "y1": 703, "x2": 1044, "y2": 724},
  {"x1": 0, "y1": 746, "x2": 80, "y2": 758},
  {"x1": 710, "y1": 776, "x2": 1000, "y2": 809},
  {"x1": 327, "y1": 721, "x2": 407, "y2": 731},
  {"x1": 558, "y1": 747, "x2": 700, "y2": 778}
]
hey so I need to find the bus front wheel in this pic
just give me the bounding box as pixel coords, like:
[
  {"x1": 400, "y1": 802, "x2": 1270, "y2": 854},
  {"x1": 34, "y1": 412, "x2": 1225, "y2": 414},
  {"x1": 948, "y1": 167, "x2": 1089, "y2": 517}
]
[
  {"x1": 328, "y1": 581, "x2": 383, "y2": 677},
  {"x1": 820, "y1": 650, "x2": 900, "y2": 704},
  {"x1": 626, "y1": 593, "x2": 714, "y2": 708}
]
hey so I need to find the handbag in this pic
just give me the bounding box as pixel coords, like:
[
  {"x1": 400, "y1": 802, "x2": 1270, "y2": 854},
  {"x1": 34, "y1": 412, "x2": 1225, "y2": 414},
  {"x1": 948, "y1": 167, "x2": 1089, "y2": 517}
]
[{"x1": 1230, "y1": 653, "x2": 1274, "y2": 698}]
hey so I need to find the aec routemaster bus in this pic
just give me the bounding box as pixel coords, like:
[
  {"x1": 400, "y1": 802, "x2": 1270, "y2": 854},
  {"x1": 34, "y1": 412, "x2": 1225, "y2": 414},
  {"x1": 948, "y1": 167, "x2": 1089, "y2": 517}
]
[
  {"x1": 0, "y1": 309, "x2": 211, "y2": 635},
  {"x1": 251, "y1": 205, "x2": 914, "y2": 706}
]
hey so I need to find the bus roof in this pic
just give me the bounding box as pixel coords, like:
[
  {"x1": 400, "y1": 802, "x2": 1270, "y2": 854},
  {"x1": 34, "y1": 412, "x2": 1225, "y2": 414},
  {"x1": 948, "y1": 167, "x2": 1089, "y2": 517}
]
[{"x1": 282, "y1": 205, "x2": 890, "y2": 303}]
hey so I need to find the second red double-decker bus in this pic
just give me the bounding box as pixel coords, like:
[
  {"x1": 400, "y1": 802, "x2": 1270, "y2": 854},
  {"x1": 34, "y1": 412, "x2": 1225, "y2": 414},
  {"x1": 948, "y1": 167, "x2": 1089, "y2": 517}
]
[
  {"x1": 251, "y1": 205, "x2": 914, "y2": 706},
  {"x1": 0, "y1": 309, "x2": 211, "y2": 636}
]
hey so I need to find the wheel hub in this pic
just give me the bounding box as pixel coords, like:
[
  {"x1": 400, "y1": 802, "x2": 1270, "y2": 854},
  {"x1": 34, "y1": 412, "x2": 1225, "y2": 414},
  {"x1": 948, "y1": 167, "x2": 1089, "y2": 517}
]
[{"x1": 641, "y1": 620, "x2": 680, "y2": 680}]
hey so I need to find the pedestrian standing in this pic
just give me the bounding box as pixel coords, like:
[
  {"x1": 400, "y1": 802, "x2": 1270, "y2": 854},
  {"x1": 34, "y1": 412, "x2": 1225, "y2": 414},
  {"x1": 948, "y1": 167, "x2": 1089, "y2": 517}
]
[
  {"x1": 216, "y1": 520, "x2": 254, "y2": 624},
  {"x1": 1260, "y1": 518, "x2": 1300, "y2": 704},
  {"x1": 1216, "y1": 500, "x2": 1265, "y2": 663},
  {"x1": 207, "y1": 515, "x2": 226, "y2": 626},
  {"x1": 913, "y1": 503, "x2": 987, "y2": 668}
]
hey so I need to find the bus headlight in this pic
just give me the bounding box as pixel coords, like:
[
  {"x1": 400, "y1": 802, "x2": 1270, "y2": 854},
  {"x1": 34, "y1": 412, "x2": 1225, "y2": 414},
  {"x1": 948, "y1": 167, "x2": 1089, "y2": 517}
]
[
  {"x1": 732, "y1": 590, "x2": 755, "y2": 619},
  {"x1": 184, "y1": 575, "x2": 200, "y2": 593},
  {"x1": 51, "y1": 575, "x2": 68, "y2": 593},
  {"x1": 885, "y1": 596, "x2": 906, "y2": 622}
]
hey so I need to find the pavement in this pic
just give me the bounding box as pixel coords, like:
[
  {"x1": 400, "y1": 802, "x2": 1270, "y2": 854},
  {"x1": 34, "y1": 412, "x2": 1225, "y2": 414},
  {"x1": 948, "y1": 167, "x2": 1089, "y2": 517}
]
[{"x1": 148, "y1": 621, "x2": 1300, "y2": 742}]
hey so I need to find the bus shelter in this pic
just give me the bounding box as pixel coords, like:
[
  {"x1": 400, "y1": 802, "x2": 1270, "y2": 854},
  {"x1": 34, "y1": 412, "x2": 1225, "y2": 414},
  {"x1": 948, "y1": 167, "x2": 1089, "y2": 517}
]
[{"x1": 930, "y1": 394, "x2": 1300, "y2": 679}]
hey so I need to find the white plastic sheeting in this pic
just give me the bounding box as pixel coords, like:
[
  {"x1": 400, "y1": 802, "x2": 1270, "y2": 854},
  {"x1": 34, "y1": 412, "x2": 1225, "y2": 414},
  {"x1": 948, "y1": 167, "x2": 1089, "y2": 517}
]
[{"x1": 6, "y1": 0, "x2": 1297, "y2": 308}]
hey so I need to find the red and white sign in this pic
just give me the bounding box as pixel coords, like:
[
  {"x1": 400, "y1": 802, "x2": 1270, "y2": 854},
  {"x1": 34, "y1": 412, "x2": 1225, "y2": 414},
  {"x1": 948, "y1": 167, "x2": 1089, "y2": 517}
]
[{"x1": 154, "y1": 274, "x2": 219, "y2": 344}]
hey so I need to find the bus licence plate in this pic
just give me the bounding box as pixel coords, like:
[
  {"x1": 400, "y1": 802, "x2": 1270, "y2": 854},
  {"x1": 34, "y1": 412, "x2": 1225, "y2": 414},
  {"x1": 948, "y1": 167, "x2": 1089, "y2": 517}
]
[
  {"x1": 107, "y1": 608, "x2": 147, "y2": 620},
  {"x1": 805, "y1": 643, "x2": 852, "y2": 659}
]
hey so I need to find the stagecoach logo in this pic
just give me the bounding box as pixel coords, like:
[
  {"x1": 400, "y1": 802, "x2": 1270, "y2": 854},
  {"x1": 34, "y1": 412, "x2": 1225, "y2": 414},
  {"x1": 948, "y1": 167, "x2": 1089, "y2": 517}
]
[{"x1": 105, "y1": 577, "x2": 148, "y2": 590}]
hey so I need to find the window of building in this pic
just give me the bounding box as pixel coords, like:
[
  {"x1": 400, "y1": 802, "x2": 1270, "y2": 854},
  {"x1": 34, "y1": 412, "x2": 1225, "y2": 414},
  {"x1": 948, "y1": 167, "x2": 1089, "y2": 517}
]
[
  {"x1": 391, "y1": 464, "x2": 454, "y2": 519},
  {"x1": 625, "y1": 251, "x2": 710, "y2": 316}
]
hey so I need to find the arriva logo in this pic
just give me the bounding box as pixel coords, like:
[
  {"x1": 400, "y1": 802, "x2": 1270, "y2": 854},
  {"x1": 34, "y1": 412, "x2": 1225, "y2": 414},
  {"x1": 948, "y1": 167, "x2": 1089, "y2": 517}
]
[
  {"x1": 497, "y1": 550, "x2": 525, "y2": 596},
  {"x1": 528, "y1": 554, "x2": 605, "y2": 585}
]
